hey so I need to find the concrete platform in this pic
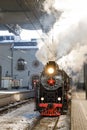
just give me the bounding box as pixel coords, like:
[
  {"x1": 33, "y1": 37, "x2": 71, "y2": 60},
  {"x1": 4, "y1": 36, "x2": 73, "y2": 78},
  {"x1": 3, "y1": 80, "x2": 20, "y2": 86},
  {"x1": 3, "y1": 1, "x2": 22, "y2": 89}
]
[{"x1": 71, "y1": 90, "x2": 87, "y2": 130}]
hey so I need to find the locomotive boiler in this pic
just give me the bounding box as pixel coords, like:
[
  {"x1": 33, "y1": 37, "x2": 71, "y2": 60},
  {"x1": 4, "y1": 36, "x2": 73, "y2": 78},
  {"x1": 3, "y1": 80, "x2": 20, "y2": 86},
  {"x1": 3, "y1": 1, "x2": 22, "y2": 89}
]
[{"x1": 34, "y1": 61, "x2": 70, "y2": 116}]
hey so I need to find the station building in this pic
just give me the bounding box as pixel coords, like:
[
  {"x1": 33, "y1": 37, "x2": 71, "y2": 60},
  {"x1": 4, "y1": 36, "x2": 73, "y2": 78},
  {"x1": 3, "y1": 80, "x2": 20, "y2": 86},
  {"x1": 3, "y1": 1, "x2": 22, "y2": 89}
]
[
  {"x1": 0, "y1": 35, "x2": 86, "y2": 90},
  {"x1": 0, "y1": 36, "x2": 43, "y2": 89}
]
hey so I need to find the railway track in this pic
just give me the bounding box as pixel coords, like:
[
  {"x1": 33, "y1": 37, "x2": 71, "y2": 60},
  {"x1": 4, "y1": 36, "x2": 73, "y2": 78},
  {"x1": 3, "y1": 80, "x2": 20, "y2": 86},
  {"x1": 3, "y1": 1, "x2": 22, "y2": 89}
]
[
  {"x1": 29, "y1": 102, "x2": 71, "y2": 130},
  {"x1": 0, "y1": 90, "x2": 34, "y2": 114},
  {"x1": 0, "y1": 98, "x2": 33, "y2": 115},
  {"x1": 30, "y1": 117, "x2": 59, "y2": 130}
]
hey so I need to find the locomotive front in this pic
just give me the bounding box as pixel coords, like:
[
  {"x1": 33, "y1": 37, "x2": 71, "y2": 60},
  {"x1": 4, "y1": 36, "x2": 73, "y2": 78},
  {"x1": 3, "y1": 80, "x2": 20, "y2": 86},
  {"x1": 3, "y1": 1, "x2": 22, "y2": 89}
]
[{"x1": 35, "y1": 61, "x2": 68, "y2": 116}]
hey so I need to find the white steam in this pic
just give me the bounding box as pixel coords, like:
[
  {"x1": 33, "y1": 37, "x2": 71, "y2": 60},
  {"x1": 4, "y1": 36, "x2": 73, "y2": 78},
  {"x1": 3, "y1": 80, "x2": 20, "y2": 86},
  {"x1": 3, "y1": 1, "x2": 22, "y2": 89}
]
[{"x1": 36, "y1": 0, "x2": 87, "y2": 76}]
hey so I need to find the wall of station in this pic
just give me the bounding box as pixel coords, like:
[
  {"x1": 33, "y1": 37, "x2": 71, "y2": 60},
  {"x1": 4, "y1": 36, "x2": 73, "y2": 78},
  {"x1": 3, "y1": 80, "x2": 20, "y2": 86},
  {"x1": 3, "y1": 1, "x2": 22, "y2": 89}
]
[
  {"x1": 0, "y1": 43, "x2": 43, "y2": 89},
  {"x1": 0, "y1": 43, "x2": 12, "y2": 77},
  {"x1": 0, "y1": 42, "x2": 86, "y2": 90}
]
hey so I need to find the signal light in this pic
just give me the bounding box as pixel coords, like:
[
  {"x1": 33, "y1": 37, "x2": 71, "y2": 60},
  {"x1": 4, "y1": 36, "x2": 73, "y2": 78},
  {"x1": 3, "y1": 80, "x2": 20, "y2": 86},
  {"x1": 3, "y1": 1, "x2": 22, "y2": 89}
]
[{"x1": 47, "y1": 78, "x2": 55, "y2": 86}]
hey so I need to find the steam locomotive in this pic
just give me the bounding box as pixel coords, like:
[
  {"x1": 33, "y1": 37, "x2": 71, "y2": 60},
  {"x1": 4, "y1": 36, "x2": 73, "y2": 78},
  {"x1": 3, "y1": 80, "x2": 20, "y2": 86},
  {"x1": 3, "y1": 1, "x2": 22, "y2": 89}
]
[{"x1": 34, "y1": 61, "x2": 70, "y2": 116}]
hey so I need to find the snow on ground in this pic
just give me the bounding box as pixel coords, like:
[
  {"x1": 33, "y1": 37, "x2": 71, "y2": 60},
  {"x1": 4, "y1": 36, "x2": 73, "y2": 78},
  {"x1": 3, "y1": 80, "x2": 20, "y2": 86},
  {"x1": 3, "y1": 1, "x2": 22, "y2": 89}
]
[
  {"x1": 57, "y1": 115, "x2": 70, "y2": 130},
  {"x1": 0, "y1": 100, "x2": 70, "y2": 130},
  {"x1": 0, "y1": 101, "x2": 40, "y2": 130}
]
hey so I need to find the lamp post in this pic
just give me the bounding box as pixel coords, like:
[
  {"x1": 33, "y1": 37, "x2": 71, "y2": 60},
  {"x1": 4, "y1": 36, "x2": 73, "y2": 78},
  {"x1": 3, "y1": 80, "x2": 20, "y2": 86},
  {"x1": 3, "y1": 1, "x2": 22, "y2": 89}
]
[
  {"x1": 0, "y1": 66, "x2": 2, "y2": 88},
  {"x1": 84, "y1": 63, "x2": 87, "y2": 100},
  {"x1": 11, "y1": 43, "x2": 14, "y2": 78}
]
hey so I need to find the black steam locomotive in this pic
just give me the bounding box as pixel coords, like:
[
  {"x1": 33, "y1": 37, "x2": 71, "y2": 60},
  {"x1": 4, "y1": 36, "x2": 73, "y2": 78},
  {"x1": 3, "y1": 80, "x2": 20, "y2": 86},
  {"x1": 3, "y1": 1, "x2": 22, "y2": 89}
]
[{"x1": 34, "y1": 61, "x2": 70, "y2": 116}]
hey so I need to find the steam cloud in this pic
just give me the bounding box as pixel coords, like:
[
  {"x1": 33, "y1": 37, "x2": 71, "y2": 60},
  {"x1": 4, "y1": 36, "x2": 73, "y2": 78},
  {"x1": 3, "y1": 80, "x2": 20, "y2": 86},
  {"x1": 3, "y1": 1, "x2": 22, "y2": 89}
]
[{"x1": 36, "y1": 0, "x2": 87, "y2": 78}]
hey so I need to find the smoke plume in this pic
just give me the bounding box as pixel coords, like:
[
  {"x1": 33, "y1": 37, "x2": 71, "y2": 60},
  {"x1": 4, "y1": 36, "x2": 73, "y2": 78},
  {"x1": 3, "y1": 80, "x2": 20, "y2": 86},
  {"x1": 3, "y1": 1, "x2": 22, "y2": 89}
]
[{"x1": 36, "y1": 0, "x2": 87, "y2": 77}]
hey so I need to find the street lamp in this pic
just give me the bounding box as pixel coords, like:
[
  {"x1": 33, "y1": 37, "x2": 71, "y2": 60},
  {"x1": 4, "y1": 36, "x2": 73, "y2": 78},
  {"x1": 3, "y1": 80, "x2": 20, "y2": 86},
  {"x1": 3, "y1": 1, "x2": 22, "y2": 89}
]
[{"x1": 11, "y1": 43, "x2": 14, "y2": 78}]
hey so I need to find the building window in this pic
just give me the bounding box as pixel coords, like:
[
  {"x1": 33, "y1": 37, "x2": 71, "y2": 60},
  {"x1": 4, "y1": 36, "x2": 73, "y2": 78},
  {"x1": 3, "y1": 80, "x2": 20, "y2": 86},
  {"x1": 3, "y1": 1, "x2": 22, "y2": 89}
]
[{"x1": 17, "y1": 58, "x2": 26, "y2": 71}]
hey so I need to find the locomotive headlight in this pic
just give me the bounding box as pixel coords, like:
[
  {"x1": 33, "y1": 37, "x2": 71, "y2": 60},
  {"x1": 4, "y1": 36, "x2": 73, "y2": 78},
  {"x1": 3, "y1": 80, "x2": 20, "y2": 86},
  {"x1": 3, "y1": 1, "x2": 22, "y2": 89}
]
[
  {"x1": 41, "y1": 97, "x2": 44, "y2": 101},
  {"x1": 58, "y1": 97, "x2": 61, "y2": 101},
  {"x1": 47, "y1": 67, "x2": 54, "y2": 74}
]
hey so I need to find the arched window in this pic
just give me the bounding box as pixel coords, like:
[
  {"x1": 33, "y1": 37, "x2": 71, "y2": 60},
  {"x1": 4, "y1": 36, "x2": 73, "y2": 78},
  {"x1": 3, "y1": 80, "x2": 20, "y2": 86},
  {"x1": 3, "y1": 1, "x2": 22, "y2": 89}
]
[{"x1": 17, "y1": 58, "x2": 26, "y2": 71}]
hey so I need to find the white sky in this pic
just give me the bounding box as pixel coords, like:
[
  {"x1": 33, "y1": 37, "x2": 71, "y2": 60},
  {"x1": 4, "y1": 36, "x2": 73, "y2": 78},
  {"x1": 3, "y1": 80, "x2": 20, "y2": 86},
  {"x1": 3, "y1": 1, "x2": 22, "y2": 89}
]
[
  {"x1": 0, "y1": 30, "x2": 13, "y2": 36},
  {"x1": 20, "y1": 29, "x2": 42, "y2": 40}
]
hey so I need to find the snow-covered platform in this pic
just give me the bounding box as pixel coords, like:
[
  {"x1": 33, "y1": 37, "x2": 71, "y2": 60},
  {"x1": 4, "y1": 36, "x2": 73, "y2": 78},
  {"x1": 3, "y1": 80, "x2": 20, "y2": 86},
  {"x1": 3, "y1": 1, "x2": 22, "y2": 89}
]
[
  {"x1": 0, "y1": 101, "x2": 40, "y2": 130},
  {"x1": 71, "y1": 91, "x2": 87, "y2": 130},
  {"x1": 0, "y1": 89, "x2": 34, "y2": 109}
]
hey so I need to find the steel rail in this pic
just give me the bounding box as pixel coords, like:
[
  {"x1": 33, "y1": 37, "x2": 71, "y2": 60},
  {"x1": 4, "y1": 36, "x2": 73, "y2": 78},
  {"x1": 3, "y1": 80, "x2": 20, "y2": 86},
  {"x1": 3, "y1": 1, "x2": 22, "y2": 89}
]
[{"x1": 30, "y1": 117, "x2": 59, "y2": 130}]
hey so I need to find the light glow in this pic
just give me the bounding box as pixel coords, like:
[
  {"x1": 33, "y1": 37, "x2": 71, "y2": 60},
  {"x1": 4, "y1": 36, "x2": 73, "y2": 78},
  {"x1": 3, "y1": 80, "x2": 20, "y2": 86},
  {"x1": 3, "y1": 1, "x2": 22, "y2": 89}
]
[
  {"x1": 41, "y1": 97, "x2": 44, "y2": 101},
  {"x1": 58, "y1": 97, "x2": 61, "y2": 101},
  {"x1": 47, "y1": 67, "x2": 54, "y2": 74}
]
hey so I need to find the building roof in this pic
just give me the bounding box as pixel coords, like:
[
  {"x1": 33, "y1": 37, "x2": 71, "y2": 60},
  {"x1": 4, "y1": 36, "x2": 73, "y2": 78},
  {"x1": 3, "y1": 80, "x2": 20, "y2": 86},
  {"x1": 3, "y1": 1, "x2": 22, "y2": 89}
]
[
  {"x1": 13, "y1": 41, "x2": 38, "y2": 49},
  {"x1": 0, "y1": 35, "x2": 38, "y2": 48},
  {"x1": 14, "y1": 41, "x2": 37, "y2": 46}
]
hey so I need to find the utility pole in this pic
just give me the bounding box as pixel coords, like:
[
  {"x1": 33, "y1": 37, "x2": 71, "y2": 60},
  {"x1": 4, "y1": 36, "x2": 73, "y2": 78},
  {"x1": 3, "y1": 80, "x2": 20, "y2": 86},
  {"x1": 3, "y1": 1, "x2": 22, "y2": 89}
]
[
  {"x1": 84, "y1": 63, "x2": 87, "y2": 100},
  {"x1": 0, "y1": 66, "x2": 2, "y2": 88},
  {"x1": 11, "y1": 43, "x2": 14, "y2": 78}
]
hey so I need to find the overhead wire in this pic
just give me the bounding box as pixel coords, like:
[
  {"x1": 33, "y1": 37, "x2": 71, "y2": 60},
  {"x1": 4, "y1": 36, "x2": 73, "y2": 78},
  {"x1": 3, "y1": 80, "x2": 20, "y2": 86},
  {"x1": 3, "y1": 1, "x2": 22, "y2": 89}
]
[
  {"x1": 16, "y1": 0, "x2": 55, "y2": 61},
  {"x1": 27, "y1": 0, "x2": 58, "y2": 61},
  {"x1": 16, "y1": 0, "x2": 42, "y2": 33},
  {"x1": 24, "y1": 0, "x2": 56, "y2": 56}
]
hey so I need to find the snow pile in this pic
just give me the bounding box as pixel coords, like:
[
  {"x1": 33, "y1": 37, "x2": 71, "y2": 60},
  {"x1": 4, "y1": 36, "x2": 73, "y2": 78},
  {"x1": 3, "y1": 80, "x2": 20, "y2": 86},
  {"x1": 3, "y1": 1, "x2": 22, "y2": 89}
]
[{"x1": 0, "y1": 102, "x2": 40, "y2": 130}]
